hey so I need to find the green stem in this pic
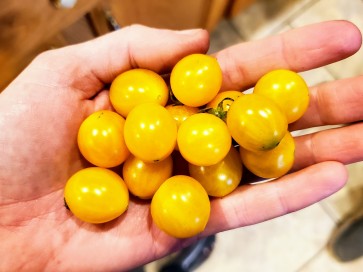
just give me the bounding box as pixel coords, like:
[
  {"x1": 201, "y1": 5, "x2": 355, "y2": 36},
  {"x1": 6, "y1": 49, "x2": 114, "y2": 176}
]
[{"x1": 200, "y1": 97, "x2": 235, "y2": 121}]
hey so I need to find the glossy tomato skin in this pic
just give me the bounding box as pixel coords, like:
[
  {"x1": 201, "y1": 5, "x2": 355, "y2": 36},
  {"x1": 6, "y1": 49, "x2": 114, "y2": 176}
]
[
  {"x1": 206, "y1": 90, "x2": 243, "y2": 112},
  {"x1": 226, "y1": 93, "x2": 288, "y2": 152},
  {"x1": 177, "y1": 113, "x2": 232, "y2": 166},
  {"x1": 189, "y1": 146, "x2": 242, "y2": 197},
  {"x1": 205, "y1": 90, "x2": 243, "y2": 120},
  {"x1": 151, "y1": 175, "x2": 210, "y2": 238},
  {"x1": 239, "y1": 132, "x2": 295, "y2": 179},
  {"x1": 122, "y1": 155, "x2": 173, "y2": 199},
  {"x1": 170, "y1": 54, "x2": 222, "y2": 107},
  {"x1": 165, "y1": 104, "x2": 199, "y2": 129},
  {"x1": 64, "y1": 167, "x2": 129, "y2": 224},
  {"x1": 78, "y1": 110, "x2": 130, "y2": 168},
  {"x1": 124, "y1": 103, "x2": 177, "y2": 162},
  {"x1": 165, "y1": 104, "x2": 199, "y2": 150},
  {"x1": 110, "y1": 69, "x2": 169, "y2": 117},
  {"x1": 253, "y1": 69, "x2": 309, "y2": 123}
]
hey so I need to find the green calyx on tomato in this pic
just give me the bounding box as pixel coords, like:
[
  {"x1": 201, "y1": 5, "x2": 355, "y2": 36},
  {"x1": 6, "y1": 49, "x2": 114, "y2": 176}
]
[
  {"x1": 201, "y1": 97, "x2": 235, "y2": 121},
  {"x1": 226, "y1": 93, "x2": 288, "y2": 152}
]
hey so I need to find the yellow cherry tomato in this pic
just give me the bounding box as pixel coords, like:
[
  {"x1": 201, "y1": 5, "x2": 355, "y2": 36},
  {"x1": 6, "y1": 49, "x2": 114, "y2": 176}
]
[
  {"x1": 189, "y1": 146, "x2": 242, "y2": 197},
  {"x1": 122, "y1": 155, "x2": 173, "y2": 199},
  {"x1": 206, "y1": 90, "x2": 243, "y2": 112},
  {"x1": 177, "y1": 113, "x2": 232, "y2": 166},
  {"x1": 170, "y1": 54, "x2": 223, "y2": 107},
  {"x1": 205, "y1": 90, "x2": 243, "y2": 120},
  {"x1": 110, "y1": 68, "x2": 169, "y2": 117},
  {"x1": 64, "y1": 167, "x2": 129, "y2": 224},
  {"x1": 151, "y1": 175, "x2": 210, "y2": 238},
  {"x1": 226, "y1": 93, "x2": 288, "y2": 152},
  {"x1": 253, "y1": 69, "x2": 309, "y2": 123},
  {"x1": 165, "y1": 104, "x2": 199, "y2": 150},
  {"x1": 165, "y1": 104, "x2": 199, "y2": 128},
  {"x1": 78, "y1": 110, "x2": 130, "y2": 168},
  {"x1": 240, "y1": 132, "x2": 295, "y2": 179},
  {"x1": 124, "y1": 103, "x2": 177, "y2": 162}
]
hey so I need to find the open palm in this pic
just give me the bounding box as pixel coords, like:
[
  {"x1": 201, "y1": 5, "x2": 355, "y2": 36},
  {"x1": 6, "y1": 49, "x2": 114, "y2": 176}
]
[{"x1": 0, "y1": 22, "x2": 362, "y2": 271}]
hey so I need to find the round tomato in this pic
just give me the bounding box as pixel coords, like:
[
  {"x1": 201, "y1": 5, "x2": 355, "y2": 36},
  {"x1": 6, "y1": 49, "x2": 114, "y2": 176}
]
[
  {"x1": 64, "y1": 167, "x2": 129, "y2": 223},
  {"x1": 170, "y1": 54, "x2": 222, "y2": 107},
  {"x1": 226, "y1": 93, "x2": 288, "y2": 152},
  {"x1": 151, "y1": 175, "x2": 210, "y2": 238},
  {"x1": 165, "y1": 104, "x2": 199, "y2": 128},
  {"x1": 165, "y1": 104, "x2": 199, "y2": 150},
  {"x1": 122, "y1": 155, "x2": 173, "y2": 199},
  {"x1": 253, "y1": 69, "x2": 309, "y2": 123},
  {"x1": 177, "y1": 113, "x2": 231, "y2": 166},
  {"x1": 189, "y1": 146, "x2": 242, "y2": 197},
  {"x1": 124, "y1": 103, "x2": 177, "y2": 162},
  {"x1": 109, "y1": 68, "x2": 169, "y2": 117},
  {"x1": 240, "y1": 132, "x2": 295, "y2": 179},
  {"x1": 206, "y1": 90, "x2": 242, "y2": 111},
  {"x1": 78, "y1": 110, "x2": 130, "y2": 168},
  {"x1": 205, "y1": 90, "x2": 243, "y2": 120}
]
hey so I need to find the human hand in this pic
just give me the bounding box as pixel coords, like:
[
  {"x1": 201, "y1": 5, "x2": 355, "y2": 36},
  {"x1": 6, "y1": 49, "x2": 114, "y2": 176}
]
[{"x1": 0, "y1": 21, "x2": 361, "y2": 271}]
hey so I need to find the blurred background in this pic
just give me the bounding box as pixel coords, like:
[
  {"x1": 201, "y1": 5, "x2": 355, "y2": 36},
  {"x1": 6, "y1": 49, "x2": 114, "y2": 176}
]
[
  {"x1": 2, "y1": 0, "x2": 363, "y2": 271},
  {"x1": 0, "y1": 0, "x2": 254, "y2": 91}
]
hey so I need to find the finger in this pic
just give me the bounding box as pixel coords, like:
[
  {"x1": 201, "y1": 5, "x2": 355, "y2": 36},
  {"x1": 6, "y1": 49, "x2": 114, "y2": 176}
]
[
  {"x1": 204, "y1": 161, "x2": 347, "y2": 235},
  {"x1": 215, "y1": 20, "x2": 362, "y2": 91},
  {"x1": 91, "y1": 90, "x2": 114, "y2": 112},
  {"x1": 27, "y1": 25, "x2": 210, "y2": 97},
  {"x1": 292, "y1": 122, "x2": 363, "y2": 171},
  {"x1": 289, "y1": 76, "x2": 363, "y2": 131}
]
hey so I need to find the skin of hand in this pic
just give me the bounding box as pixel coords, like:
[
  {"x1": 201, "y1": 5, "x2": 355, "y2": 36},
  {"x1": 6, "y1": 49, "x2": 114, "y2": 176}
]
[{"x1": 0, "y1": 21, "x2": 362, "y2": 271}]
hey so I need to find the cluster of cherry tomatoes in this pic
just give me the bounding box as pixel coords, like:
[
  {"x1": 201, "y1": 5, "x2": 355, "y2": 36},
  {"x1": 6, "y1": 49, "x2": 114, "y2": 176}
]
[{"x1": 64, "y1": 53, "x2": 309, "y2": 238}]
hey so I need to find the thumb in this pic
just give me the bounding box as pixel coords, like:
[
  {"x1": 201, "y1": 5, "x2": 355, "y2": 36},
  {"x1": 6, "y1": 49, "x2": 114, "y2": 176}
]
[{"x1": 26, "y1": 25, "x2": 210, "y2": 97}]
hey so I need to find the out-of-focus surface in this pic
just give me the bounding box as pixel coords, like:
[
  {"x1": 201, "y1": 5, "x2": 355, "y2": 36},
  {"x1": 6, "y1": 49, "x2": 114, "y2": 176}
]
[
  {"x1": 146, "y1": 0, "x2": 363, "y2": 271},
  {"x1": 0, "y1": 0, "x2": 255, "y2": 91}
]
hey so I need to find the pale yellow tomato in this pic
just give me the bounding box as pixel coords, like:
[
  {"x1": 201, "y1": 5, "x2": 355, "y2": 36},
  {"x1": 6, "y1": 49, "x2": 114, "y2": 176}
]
[
  {"x1": 124, "y1": 103, "x2": 177, "y2": 162},
  {"x1": 206, "y1": 90, "x2": 243, "y2": 120},
  {"x1": 239, "y1": 132, "x2": 295, "y2": 179},
  {"x1": 170, "y1": 54, "x2": 222, "y2": 107},
  {"x1": 64, "y1": 167, "x2": 129, "y2": 224},
  {"x1": 165, "y1": 104, "x2": 199, "y2": 129},
  {"x1": 253, "y1": 69, "x2": 309, "y2": 123},
  {"x1": 151, "y1": 175, "x2": 210, "y2": 238},
  {"x1": 122, "y1": 155, "x2": 173, "y2": 199},
  {"x1": 189, "y1": 146, "x2": 242, "y2": 197},
  {"x1": 177, "y1": 113, "x2": 232, "y2": 166},
  {"x1": 110, "y1": 69, "x2": 169, "y2": 117},
  {"x1": 226, "y1": 93, "x2": 288, "y2": 151},
  {"x1": 77, "y1": 110, "x2": 130, "y2": 168},
  {"x1": 165, "y1": 104, "x2": 199, "y2": 150}
]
